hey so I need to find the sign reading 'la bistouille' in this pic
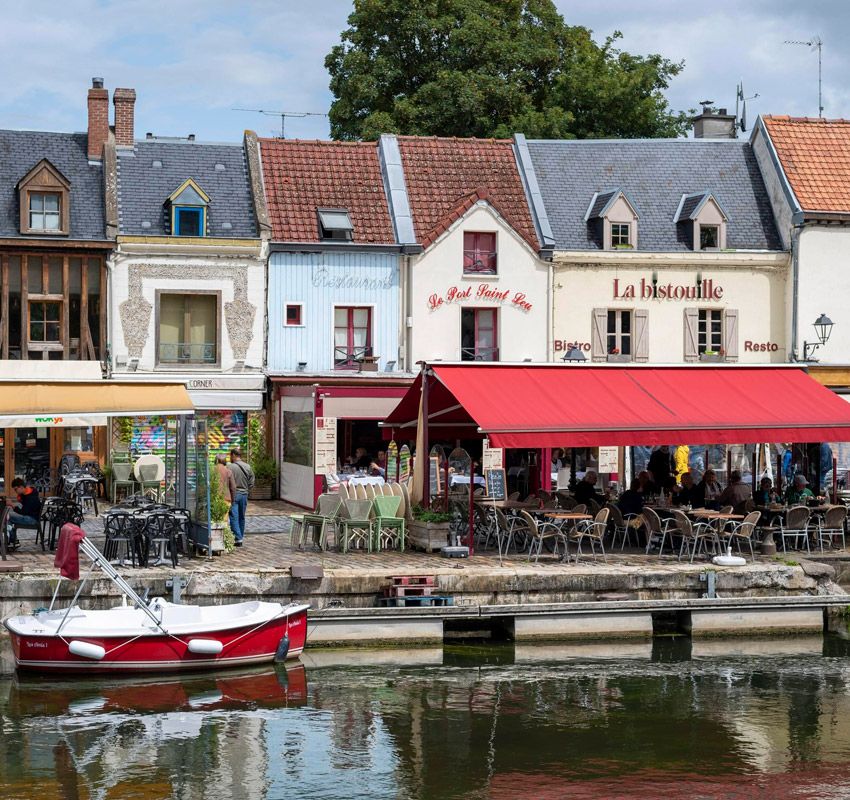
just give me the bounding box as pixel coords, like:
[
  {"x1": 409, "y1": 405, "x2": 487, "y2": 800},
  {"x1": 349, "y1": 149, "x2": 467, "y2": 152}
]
[
  {"x1": 428, "y1": 284, "x2": 533, "y2": 312},
  {"x1": 613, "y1": 277, "x2": 723, "y2": 301}
]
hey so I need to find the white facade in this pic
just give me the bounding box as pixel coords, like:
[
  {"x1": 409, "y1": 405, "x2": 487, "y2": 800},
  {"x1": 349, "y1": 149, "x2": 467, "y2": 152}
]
[
  {"x1": 551, "y1": 252, "x2": 790, "y2": 363},
  {"x1": 109, "y1": 238, "x2": 266, "y2": 408},
  {"x1": 405, "y1": 202, "x2": 550, "y2": 366}
]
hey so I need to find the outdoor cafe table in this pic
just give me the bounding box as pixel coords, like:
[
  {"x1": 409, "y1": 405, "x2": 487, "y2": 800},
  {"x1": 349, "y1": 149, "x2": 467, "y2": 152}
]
[
  {"x1": 544, "y1": 512, "x2": 593, "y2": 521},
  {"x1": 475, "y1": 499, "x2": 539, "y2": 511}
]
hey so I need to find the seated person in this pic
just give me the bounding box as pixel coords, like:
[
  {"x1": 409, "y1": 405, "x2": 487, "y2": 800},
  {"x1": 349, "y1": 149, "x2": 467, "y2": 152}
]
[
  {"x1": 673, "y1": 473, "x2": 697, "y2": 507},
  {"x1": 574, "y1": 470, "x2": 605, "y2": 506},
  {"x1": 6, "y1": 477, "x2": 41, "y2": 550},
  {"x1": 370, "y1": 450, "x2": 387, "y2": 478},
  {"x1": 754, "y1": 477, "x2": 779, "y2": 506},
  {"x1": 636, "y1": 470, "x2": 656, "y2": 495},
  {"x1": 718, "y1": 470, "x2": 752, "y2": 514},
  {"x1": 618, "y1": 479, "x2": 644, "y2": 517},
  {"x1": 353, "y1": 447, "x2": 372, "y2": 472},
  {"x1": 694, "y1": 469, "x2": 722, "y2": 510},
  {"x1": 785, "y1": 474, "x2": 814, "y2": 506}
]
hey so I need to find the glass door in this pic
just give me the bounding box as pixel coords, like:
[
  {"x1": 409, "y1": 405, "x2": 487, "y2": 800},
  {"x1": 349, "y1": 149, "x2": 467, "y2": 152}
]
[{"x1": 14, "y1": 427, "x2": 50, "y2": 484}]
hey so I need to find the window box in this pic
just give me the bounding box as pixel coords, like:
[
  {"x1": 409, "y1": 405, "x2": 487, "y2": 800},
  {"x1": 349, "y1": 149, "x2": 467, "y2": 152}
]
[
  {"x1": 358, "y1": 355, "x2": 380, "y2": 373},
  {"x1": 699, "y1": 353, "x2": 724, "y2": 362},
  {"x1": 607, "y1": 353, "x2": 631, "y2": 362}
]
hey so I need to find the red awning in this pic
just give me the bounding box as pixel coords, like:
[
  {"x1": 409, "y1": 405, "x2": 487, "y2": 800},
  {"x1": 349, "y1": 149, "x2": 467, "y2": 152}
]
[{"x1": 383, "y1": 364, "x2": 850, "y2": 448}]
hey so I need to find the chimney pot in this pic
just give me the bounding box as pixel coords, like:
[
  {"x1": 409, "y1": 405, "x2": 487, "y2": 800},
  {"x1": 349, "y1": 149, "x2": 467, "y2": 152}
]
[
  {"x1": 87, "y1": 80, "x2": 109, "y2": 160},
  {"x1": 146, "y1": 132, "x2": 154, "y2": 139},
  {"x1": 113, "y1": 87, "x2": 137, "y2": 148},
  {"x1": 188, "y1": 134, "x2": 196, "y2": 141}
]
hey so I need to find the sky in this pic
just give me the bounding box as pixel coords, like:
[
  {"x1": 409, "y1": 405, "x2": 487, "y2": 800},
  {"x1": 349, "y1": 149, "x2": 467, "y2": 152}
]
[{"x1": 0, "y1": 0, "x2": 845, "y2": 142}]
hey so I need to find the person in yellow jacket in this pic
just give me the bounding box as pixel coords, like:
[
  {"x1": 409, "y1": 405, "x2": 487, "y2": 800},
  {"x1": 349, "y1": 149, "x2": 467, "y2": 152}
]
[{"x1": 673, "y1": 445, "x2": 690, "y2": 483}]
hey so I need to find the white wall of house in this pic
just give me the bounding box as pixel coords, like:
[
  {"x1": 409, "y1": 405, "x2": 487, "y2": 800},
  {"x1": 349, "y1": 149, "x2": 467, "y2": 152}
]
[
  {"x1": 551, "y1": 253, "x2": 789, "y2": 363},
  {"x1": 407, "y1": 203, "x2": 549, "y2": 364}
]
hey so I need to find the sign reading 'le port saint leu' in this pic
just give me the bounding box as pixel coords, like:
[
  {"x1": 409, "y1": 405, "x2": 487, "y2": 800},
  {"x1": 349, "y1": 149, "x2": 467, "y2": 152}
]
[
  {"x1": 428, "y1": 284, "x2": 533, "y2": 312},
  {"x1": 613, "y1": 277, "x2": 723, "y2": 301}
]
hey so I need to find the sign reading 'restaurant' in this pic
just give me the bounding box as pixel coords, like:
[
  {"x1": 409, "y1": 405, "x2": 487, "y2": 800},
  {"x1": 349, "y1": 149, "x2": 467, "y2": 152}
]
[
  {"x1": 613, "y1": 277, "x2": 723, "y2": 301},
  {"x1": 428, "y1": 285, "x2": 533, "y2": 311}
]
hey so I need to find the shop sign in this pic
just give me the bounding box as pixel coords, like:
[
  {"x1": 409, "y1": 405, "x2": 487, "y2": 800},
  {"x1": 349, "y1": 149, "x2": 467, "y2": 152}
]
[
  {"x1": 613, "y1": 277, "x2": 723, "y2": 301},
  {"x1": 553, "y1": 340, "x2": 591, "y2": 353},
  {"x1": 744, "y1": 341, "x2": 779, "y2": 352},
  {"x1": 311, "y1": 265, "x2": 394, "y2": 291},
  {"x1": 428, "y1": 284, "x2": 533, "y2": 312},
  {"x1": 314, "y1": 416, "x2": 337, "y2": 476},
  {"x1": 482, "y1": 438, "x2": 504, "y2": 471},
  {"x1": 185, "y1": 376, "x2": 265, "y2": 391},
  {"x1": 598, "y1": 446, "x2": 618, "y2": 474}
]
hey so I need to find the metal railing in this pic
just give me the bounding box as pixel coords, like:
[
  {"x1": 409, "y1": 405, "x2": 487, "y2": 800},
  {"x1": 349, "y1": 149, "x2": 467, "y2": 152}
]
[
  {"x1": 463, "y1": 250, "x2": 497, "y2": 275},
  {"x1": 158, "y1": 342, "x2": 217, "y2": 364},
  {"x1": 461, "y1": 346, "x2": 499, "y2": 362},
  {"x1": 334, "y1": 345, "x2": 373, "y2": 369}
]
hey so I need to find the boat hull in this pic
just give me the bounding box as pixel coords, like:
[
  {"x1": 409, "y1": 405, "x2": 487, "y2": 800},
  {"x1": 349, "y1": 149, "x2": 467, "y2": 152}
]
[{"x1": 6, "y1": 604, "x2": 308, "y2": 674}]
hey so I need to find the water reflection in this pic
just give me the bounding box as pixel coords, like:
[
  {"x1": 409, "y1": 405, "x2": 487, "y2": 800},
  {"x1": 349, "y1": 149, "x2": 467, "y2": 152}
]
[{"x1": 4, "y1": 638, "x2": 850, "y2": 799}]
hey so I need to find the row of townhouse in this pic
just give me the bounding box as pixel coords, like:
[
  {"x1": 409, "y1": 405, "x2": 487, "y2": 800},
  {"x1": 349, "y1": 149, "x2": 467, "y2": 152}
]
[{"x1": 0, "y1": 80, "x2": 845, "y2": 505}]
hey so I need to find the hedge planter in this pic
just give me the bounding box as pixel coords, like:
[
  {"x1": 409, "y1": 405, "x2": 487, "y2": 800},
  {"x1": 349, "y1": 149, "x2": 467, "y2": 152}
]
[
  {"x1": 410, "y1": 519, "x2": 451, "y2": 553},
  {"x1": 249, "y1": 485, "x2": 273, "y2": 501},
  {"x1": 700, "y1": 354, "x2": 724, "y2": 363}
]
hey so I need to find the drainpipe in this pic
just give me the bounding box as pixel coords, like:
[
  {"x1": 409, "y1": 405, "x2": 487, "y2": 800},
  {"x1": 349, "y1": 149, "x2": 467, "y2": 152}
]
[
  {"x1": 547, "y1": 259, "x2": 554, "y2": 361},
  {"x1": 790, "y1": 225, "x2": 801, "y2": 361}
]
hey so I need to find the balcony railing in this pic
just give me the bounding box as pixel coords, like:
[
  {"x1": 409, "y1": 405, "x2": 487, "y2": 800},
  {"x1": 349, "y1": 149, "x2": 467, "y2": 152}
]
[
  {"x1": 334, "y1": 345, "x2": 373, "y2": 369},
  {"x1": 462, "y1": 250, "x2": 497, "y2": 275},
  {"x1": 461, "y1": 346, "x2": 499, "y2": 362},
  {"x1": 159, "y1": 342, "x2": 217, "y2": 365}
]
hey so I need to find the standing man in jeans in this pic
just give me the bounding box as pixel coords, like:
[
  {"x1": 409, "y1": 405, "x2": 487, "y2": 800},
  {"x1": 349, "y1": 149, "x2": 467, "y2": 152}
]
[{"x1": 227, "y1": 448, "x2": 255, "y2": 547}]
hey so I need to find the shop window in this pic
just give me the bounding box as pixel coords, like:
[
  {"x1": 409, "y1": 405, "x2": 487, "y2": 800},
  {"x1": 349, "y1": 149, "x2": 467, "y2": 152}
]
[
  {"x1": 63, "y1": 426, "x2": 94, "y2": 452},
  {"x1": 461, "y1": 308, "x2": 498, "y2": 361},
  {"x1": 17, "y1": 158, "x2": 70, "y2": 235},
  {"x1": 283, "y1": 410, "x2": 313, "y2": 466},
  {"x1": 29, "y1": 301, "x2": 61, "y2": 343},
  {"x1": 334, "y1": 306, "x2": 372, "y2": 368},
  {"x1": 284, "y1": 303, "x2": 303, "y2": 326},
  {"x1": 463, "y1": 232, "x2": 497, "y2": 275},
  {"x1": 157, "y1": 292, "x2": 218, "y2": 365}
]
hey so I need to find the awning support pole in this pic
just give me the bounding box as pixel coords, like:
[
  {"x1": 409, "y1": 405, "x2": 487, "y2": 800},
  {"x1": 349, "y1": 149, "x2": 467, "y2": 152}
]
[
  {"x1": 467, "y1": 460, "x2": 476, "y2": 556},
  {"x1": 422, "y1": 365, "x2": 430, "y2": 509}
]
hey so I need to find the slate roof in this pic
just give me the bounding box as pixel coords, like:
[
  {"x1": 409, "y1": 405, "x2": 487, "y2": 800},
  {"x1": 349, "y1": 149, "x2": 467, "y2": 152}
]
[
  {"x1": 116, "y1": 140, "x2": 256, "y2": 237},
  {"x1": 762, "y1": 116, "x2": 850, "y2": 213},
  {"x1": 0, "y1": 130, "x2": 105, "y2": 240},
  {"x1": 586, "y1": 190, "x2": 618, "y2": 220},
  {"x1": 527, "y1": 139, "x2": 782, "y2": 251},
  {"x1": 677, "y1": 193, "x2": 706, "y2": 221},
  {"x1": 259, "y1": 138, "x2": 396, "y2": 244},
  {"x1": 397, "y1": 136, "x2": 540, "y2": 250}
]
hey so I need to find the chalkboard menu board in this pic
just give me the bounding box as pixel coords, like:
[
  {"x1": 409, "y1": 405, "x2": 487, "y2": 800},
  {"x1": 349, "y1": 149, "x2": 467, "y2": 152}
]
[
  {"x1": 429, "y1": 456, "x2": 441, "y2": 497},
  {"x1": 485, "y1": 468, "x2": 507, "y2": 500}
]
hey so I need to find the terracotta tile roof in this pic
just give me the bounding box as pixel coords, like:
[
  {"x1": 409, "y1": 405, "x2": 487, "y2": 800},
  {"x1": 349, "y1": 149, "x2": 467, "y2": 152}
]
[
  {"x1": 397, "y1": 136, "x2": 539, "y2": 250},
  {"x1": 763, "y1": 116, "x2": 850, "y2": 213},
  {"x1": 259, "y1": 138, "x2": 396, "y2": 244}
]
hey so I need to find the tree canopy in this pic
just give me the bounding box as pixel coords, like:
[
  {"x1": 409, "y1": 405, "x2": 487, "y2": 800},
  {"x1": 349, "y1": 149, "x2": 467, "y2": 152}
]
[{"x1": 326, "y1": 0, "x2": 690, "y2": 141}]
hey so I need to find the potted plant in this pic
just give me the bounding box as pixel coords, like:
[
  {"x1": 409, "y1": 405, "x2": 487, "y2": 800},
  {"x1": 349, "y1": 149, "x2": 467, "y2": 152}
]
[
  {"x1": 250, "y1": 453, "x2": 278, "y2": 500},
  {"x1": 208, "y1": 476, "x2": 235, "y2": 554},
  {"x1": 700, "y1": 348, "x2": 725, "y2": 362},
  {"x1": 409, "y1": 505, "x2": 453, "y2": 552}
]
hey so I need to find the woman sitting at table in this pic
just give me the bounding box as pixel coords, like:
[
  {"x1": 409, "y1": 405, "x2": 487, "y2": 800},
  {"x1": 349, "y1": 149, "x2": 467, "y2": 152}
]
[
  {"x1": 694, "y1": 469, "x2": 722, "y2": 510},
  {"x1": 754, "y1": 477, "x2": 779, "y2": 506},
  {"x1": 785, "y1": 474, "x2": 814, "y2": 505},
  {"x1": 618, "y1": 479, "x2": 644, "y2": 516}
]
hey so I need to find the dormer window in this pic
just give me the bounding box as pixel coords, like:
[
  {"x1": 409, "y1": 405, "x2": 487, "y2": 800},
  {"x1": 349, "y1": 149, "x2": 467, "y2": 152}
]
[
  {"x1": 167, "y1": 178, "x2": 209, "y2": 237},
  {"x1": 585, "y1": 189, "x2": 639, "y2": 250},
  {"x1": 675, "y1": 192, "x2": 728, "y2": 251},
  {"x1": 17, "y1": 159, "x2": 70, "y2": 236},
  {"x1": 318, "y1": 208, "x2": 354, "y2": 241}
]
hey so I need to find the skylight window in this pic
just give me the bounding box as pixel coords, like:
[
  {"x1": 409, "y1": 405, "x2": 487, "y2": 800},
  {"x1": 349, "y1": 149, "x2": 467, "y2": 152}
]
[{"x1": 318, "y1": 208, "x2": 354, "y2": 241}]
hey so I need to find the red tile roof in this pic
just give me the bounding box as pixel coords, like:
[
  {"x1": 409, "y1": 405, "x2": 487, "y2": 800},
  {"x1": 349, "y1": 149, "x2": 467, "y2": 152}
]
[
  {"x1": 397, "y1": 136, "x2": 539, "y2": 250},
  {"x1": 259, "y1": 138, "x2": 396, "y2": 243},
  {"x1": 763, "y1": 116, "x2": 850, "y2": 213}
]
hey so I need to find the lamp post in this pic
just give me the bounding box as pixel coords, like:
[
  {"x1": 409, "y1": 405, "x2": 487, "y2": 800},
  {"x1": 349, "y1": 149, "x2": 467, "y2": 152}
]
[{"x1": 802, "y1": 313, "x2": 834, "y2": 361}]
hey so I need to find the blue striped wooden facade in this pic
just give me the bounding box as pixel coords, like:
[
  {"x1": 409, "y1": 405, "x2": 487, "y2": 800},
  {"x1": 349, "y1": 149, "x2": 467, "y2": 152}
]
[{"x1": 267, "y1": 251, "x2": 401, "y2": 372}]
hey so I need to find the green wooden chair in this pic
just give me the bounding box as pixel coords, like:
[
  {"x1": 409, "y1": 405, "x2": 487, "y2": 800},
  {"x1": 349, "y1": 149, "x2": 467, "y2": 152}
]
[
  {"x1": 302, "y1": 494, "x2": 343, "y2": 551},
  {"x1": 339, "y1": 499, "x2": 374, "y2": 552},
  {"x1": 373, "y1": 495, "x2": 405, "y2": 551}
]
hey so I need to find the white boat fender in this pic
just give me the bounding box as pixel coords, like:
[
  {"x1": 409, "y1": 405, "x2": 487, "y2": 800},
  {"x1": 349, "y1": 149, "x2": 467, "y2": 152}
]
[
  {"x1": 274, "y1": 634, "x2": 290, "y2": 662},
  {"x1": 69, "y1": 640, "x2": 106, "y2": 660},
  {"x1": 712, "y1": 547, "x2": 747, "y2": 567},
  {"x1": 187, "y1": 639, "x2": 224, "y2": 655}
]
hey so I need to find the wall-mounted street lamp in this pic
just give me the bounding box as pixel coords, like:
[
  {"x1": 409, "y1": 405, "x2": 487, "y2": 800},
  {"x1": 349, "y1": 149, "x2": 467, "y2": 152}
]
[
  {"x1": 562, "y1": 345, "x2": 587, "y2": 363},
  {"x1": 802, "y1": 313, "x2": 834, "y2": 361}
]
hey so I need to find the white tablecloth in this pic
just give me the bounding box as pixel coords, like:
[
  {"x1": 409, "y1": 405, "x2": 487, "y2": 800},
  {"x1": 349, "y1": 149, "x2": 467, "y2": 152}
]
[
  {"x1": 345, "y1": 475, "x2": 386, "y2": 487},
  {"x1": 450, "y1": 475, "x2": 486, "y2": 487}
]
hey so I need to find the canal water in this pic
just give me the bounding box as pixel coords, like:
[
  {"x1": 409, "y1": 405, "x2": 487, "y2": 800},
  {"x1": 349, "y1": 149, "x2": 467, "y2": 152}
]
[{"x1": 4, "y1": 635, "x2": 850, "y2": 799}]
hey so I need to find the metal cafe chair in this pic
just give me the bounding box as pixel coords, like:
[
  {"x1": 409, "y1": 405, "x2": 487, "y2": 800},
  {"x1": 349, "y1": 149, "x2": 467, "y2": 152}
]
[
  {"x1": 779, "y1": 505, "x2": 812, "y2": 553},
  {"x1": 519, "y1": 510, "x2": 566, "y2": 563},
  {"x1": 145, "y1": 512, "x2": 181, "y2": 568},
  {"x1": 290, "y1": 495, "x2": 323, "y2": 548},
  {"x1": 815, "y1": 505, "x2": 847, "y2": 552},
  {"x1": 726, "y1": 510, "x2": 762, "y2": 562},
  {"x1": 670, "y1": 509, "x2": 717, "y2": 563},
  {"x1": 302, "y1": 494, "x2": 343, "y2": 551},
  {"x1": 103, "y1": 510, "x2": 144, "y2": 567},
  {"x1": 338, "y1": 499, "x2": 373, "y2": 553},
  {"x1": 641, "y1": 507, "x2": 678, "y2": 556},
  {"x1": 570, "y1": 507, "x2": 611, "y2": 563},
  {"x1": 607, "y1": 503, "x2": 640, "y2": 550}
]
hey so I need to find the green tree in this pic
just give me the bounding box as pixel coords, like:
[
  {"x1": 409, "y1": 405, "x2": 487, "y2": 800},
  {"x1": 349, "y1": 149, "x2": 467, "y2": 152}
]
[{"x1": 326, "y1": 0, "x2": 689, "y2": 141}]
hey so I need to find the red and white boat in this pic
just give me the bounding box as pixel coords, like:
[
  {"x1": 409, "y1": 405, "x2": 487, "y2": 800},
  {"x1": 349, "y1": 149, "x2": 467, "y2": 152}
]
[{"x1": 3, "y1": 525, "x2": 309, "y2": 673}]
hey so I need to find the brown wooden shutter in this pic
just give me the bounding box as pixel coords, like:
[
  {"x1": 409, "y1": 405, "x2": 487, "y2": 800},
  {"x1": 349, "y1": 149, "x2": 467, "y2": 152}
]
[
  {"x1": 723, "y1": 308, "x2": 739, "y2": 362},
  {"x1": 634, "y1": 308, "x2": 649, "y2": 362},
  {"x1": 683, "y1": 308, "x2": 699, "y2": 362},
  {"x1": 591, "y1": 308, "x2": 607, "y2": 361}
]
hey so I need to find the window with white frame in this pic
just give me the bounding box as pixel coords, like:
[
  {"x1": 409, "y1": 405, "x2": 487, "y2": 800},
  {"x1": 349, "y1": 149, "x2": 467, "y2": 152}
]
[
  {"x1": 698, "y1": 309, "x2": 723, "y2": 355},
  {"x1": 607, "y1": 309, "x2": 632, "y2": 356},
  {"x1": 610, "y1": 223, "x2": 631, "y2": 248},
  {"x1": 284, "y1": 303, "x2": 303, "y2": 326}
]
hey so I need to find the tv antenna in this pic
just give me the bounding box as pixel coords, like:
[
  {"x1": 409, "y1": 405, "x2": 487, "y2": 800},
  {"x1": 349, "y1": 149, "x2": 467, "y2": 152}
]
[
  {"x1": 735, "y1": 82, "x2": 760, "y2": 133},
  {"x1": 232, "y1": 108, "x2": 328, "y2": 138},
  {"x1": 784, "y1": 36, "x2": 824, "y2": 117}
]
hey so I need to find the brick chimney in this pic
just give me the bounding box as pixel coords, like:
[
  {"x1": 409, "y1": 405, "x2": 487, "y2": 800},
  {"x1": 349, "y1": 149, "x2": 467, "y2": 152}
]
[
  {"x1": 87, "y1": 77, "x2": 109, "y2": 160},
  {"x1": 113, "y1": 87, "x2": 136, "y2": 147},
  {"x1": 692, "y1": 107, "x2": 737, "y2": 139}
]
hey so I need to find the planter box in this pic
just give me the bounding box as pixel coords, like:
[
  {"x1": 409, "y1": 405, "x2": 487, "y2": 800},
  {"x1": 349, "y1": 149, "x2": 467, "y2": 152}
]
[
  {"x1": 700, "y1": 354, "x2": 724, "y2": 363},
  {"x1": 606, "y1": 354, "x2": 631, "y2": 363},
  {"x1": 359, "y1": 357, "x2": 380, "y2": 373},
  {"x1": 409, "y1": 519, "x2": 451, "y2": 553},
  {"x1": 249, "y1": 485, "x2": 273, "y2": 501},
  {"x1": 190, "y1": 521, "x2": 227, "y2": 556}
]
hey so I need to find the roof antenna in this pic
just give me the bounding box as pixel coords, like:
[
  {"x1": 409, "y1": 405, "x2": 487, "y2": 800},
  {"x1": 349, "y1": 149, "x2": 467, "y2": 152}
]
[
  {"x1": 231, "y1": 108, "x2": 328, "y2": 138},
  {"x1": 784, "y1": 36, "x2": 824, "y2": 117},
  {"x1": 735, "y1": 82, "x2": 760, "y2": 133}
]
